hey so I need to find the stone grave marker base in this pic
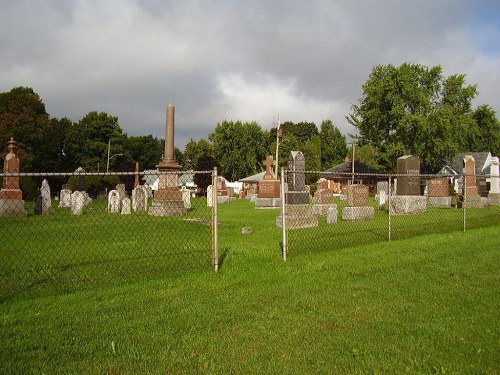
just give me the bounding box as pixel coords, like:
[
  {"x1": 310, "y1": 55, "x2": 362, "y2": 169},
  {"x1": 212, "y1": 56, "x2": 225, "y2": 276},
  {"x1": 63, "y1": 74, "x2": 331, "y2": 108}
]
[
  {"x1": 487, "y1": 193, "x2": 500, "y2": 206},
  {"x1": 427, "y1": 196, "x2": 452, "y2": 207},
  {"x1": 148, "y1": 201, "x2": 187, "y2": 216},
  {"x1": 255, "y1": 197, "x2": 281, "y2": 208},
  {"x1": 312, "y1": 203, "x2": 337, "y2": 216},
  {"x1": 0, "y1": 199, "x2": 27, "y2": 216},
  {"x1": 276, "y1": 204, "x2": 318, "y2": 229},
  {"x1": 390, "y1": 196, "x2": 427, "y2": 215},
  {"x1": 342, "y1": 206, "x2": 375, "y2": 221}
]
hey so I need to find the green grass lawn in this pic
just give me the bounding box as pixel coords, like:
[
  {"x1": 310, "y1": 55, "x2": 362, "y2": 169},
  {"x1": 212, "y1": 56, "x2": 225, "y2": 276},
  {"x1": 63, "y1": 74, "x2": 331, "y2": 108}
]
[{"x1": 0, "y1": 199, "x2": 499, "y2": 374}]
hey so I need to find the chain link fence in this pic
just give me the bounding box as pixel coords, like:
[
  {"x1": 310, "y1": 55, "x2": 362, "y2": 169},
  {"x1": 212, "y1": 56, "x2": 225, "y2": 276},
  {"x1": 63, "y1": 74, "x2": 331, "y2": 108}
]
[
  {"x1": 280, "y1": 170, "x2": 500, "y2": 258},
  {"x1": 0, "y1": 170, "x2": 217, "y2": 299}
]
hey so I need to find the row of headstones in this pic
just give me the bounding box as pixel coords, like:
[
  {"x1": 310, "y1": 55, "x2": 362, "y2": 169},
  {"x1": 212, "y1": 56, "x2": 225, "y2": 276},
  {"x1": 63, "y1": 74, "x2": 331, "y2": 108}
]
[
  {"x1": 109, "y1": 185, "x2": 193, "y2": 213},
  {"x1": 32, "y1": 179, "x2": 93, "y2": 216}
]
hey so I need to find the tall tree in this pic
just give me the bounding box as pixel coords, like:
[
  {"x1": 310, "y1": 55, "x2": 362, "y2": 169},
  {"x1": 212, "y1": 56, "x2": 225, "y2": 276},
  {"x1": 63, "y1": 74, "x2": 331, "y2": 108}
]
[
  {"x1": 64, "y1": 111, "x2": 125, "y2": 171},
  {"x1": 125, "y1": 135, "x2": 164, "y2": 170},
  {"x1": 319, "y1": 120, "x2": 348, "y2": 168},
  {"x1": 0, "y1": 87, "x2": 52, "y2": 171},
  {"x1": 183, "y1": 138, "x2": 212, "y2": 169},
  {"x1": 209, "y1": 120, "x2": 268, "y2": 181},
  {"x1": 472, "y1": 105, "x2": 500, "y2": 156},
  {"x1": 347, "y1": 63, "x2": 495, "y2": 172}
]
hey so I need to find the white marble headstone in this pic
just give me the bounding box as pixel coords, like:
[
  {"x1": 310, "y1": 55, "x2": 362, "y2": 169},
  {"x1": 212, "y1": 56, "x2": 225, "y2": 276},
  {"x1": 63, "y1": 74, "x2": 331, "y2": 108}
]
[
  {"x1": 108, "y1": 190, "x2": 121, "y2": 213},
  {"x1": 70, "y1": 191, "x2": 85, "y2": 215},
  {"x1": 206, "y1": 185, "x2": 214, "y2": 207},
  {"x1": 121, "y1": 197, "x2": 131, "y2": 215}
]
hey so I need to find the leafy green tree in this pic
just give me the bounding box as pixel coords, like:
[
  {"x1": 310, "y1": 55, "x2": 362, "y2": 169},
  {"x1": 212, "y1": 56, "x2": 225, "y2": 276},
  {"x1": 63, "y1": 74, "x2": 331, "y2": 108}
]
[
  {"x1": 472, "y1": 105, "x2": 500, "y2": 156},
  {"x1": 183, "y1": 138, "x2": 212, "y2": 169},
  {"x1": 348, "y1": 63, "x2": 495, "y2": 171},
  {"x1": 280, "y1": 121, "x2": 319, "y2": 143},
  {"x1": 64, "y1": 111, "x2": 125, "y2": 171},
  {"x1": 349, "y1": 144, "x2": 384, "y2": 170},
  {"x1": 0, "y1": 87, "x2": 52, "y2": 171},
  {"x1": 320, "y1": 120, "x2": 348, "y2": 168},
  {"x1": 209, "y1": 120, "x2": 268, "y2": 181},
  {"x1": 194, "y1": 153, "x2": 218, "y2": 193},
  {"x1": 125, "y1": 135, "x2": 164, "y2": 170}
]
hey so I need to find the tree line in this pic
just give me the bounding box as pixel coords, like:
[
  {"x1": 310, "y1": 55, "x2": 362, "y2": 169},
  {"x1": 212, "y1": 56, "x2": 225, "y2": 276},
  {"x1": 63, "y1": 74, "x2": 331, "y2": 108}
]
[{"x1": 1, "y1": 63, "x2": 498, "y2": 196}]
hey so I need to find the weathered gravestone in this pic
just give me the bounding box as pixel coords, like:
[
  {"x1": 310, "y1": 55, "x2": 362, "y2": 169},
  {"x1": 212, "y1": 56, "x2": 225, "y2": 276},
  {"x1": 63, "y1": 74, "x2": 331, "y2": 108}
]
[
  {"x1": 180, "y1": 186, "x2": 191, "y2": 209},
  {"x1": 342, "y1": 184, "x2": 374, "y2": 221},
  {"x1": 312, "y1": 177, "x2": 336, "y2": 216},
  {"x1": 255, "y1": 155, "x2": 281, "y2": 208},
  {"x1": 116, "y1": 184, "x2": 127, "y2": 201},
  {"x1": 35, "y1": 179, "x2": 53, "y2": 214},
  {"x1": 74, "y1": 167, "x2": 86, "y2": 191},
  {"x1": 108, "y1": 190, "x2": 121, "y2": 213},
  {"x1": 285, "y1": 151, "x2": 309, "y2": 204},
  {"x1": 59, "y1": 189, "x2": 72, "y2": 208},
  {"x1": 488, "y1": 156, "x2": 500, "y2": 205},
  {"x1": 206, "y1": 185, "x2": 214, "y2": 207},
  {"x1": 121, "y1": 197, "x2": 131, "y2": 215},
  {"x1": 276, "y1": 151, "x2": 318, "y2": 229},
  {"x1": 132, "y1": 185, "x2": 148, "y2": 212},
  {"x1": 0, "y1": 138, "x2": 27, "y2": 216},
  {"x1": 216, "y1": 177, "x2": 230, "y2": 204},
  {"x1": 70, "y1": 191, "x2": 85, "y2": 215},
  {"x1": 375, "y1": 181, "x2": 389, "y2": 209},
  {"x1": 460, "y1": 155, "x2": 483, "y2": 208},
  {"x1": 390, "y1": 155, "x2": 427, "y2": 215},
  {"x1": 427, "y1": 177, "x2": 451, "y2": 207}
]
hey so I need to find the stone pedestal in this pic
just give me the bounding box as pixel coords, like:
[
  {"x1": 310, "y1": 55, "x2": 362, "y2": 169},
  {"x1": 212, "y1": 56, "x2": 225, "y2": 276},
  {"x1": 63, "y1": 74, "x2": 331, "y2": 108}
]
[
  {"x1": 312, "y1": 203, "x2": 336, "y2": 216},
  {"x1": 255, "y1": 197, "x2": 281, "y2": 208},
  {"x1": 427, "y1": 196, "x2": 452, "y2": 207},
  {"x1": 390, "y1": 196, "x2": 427, "y2": 215},
  {"x1": 488, "y1": 193, "x2": 500, "y2": 206},
  {"x1": 0, "y1": 199, "x2": 27, "y2": 216},
  {"x1": 276, "y1": 204, "x2": 318, "y2": 229},
  {"x1": 149, "y1": 200, "x2": 187, "y2": 216},
  {"x1": 285, "y1": 191, "x2": 309, "y2": 204},
  {"x1": 458, "y1": 195, "x2": 484, "y2": 209},
  {"x1": 342, "y1": 206, "x2": 375, "y2": 221}
]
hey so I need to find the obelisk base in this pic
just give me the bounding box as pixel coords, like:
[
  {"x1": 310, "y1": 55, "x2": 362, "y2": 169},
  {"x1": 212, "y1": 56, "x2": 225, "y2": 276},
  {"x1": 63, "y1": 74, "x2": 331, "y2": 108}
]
[
  {"x1": 0, "y1": 197, "x2": 27, "y2": 216},
  {"x1": 149, "y1": 189, "x2": 187, "y2": 216}
]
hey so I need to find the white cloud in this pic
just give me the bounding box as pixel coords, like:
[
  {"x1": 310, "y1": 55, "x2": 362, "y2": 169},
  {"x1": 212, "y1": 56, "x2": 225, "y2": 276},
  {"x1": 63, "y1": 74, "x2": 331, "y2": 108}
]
[{"x1": 215, "y1": 72, "x2": 344, "y2": 130}]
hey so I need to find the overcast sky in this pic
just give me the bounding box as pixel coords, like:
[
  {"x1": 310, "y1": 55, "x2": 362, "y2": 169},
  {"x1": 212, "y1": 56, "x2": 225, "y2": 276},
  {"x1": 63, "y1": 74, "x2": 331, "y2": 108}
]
[{"x1": 1, "y1": 0, "x2": 499, "y2": 149}]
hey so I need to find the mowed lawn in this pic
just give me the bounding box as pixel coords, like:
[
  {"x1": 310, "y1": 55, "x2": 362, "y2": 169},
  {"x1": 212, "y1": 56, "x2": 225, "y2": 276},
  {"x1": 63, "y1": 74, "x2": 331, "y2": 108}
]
[{"x1": 0, "y1": 199, "x2": 499, "y2": 374}]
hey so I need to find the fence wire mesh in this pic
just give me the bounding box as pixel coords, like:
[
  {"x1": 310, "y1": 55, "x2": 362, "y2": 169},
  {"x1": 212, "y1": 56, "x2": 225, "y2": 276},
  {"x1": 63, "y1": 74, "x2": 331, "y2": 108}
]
[
  {"x1": 0, "y1": 170, "x2": 215, "y2": 299},
  {"x1": 281, "y1": 170, "x2": 500, "y2": 258}
]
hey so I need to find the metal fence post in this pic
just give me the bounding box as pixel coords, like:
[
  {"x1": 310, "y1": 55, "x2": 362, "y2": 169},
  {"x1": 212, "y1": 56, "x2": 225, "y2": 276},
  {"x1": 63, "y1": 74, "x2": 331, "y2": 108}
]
[
  {"x1": 388, "y1": 176, "x2": 392, "y2": 241},
  {"x1": 280, "y1": 167, "x2": 287, "y2": 261},
  {"x1": 212, "y1": 167, "x2": 219, "y2": 271},
  {"x1": 463, "y1": 173, "x2": 467, "y2": 232}
]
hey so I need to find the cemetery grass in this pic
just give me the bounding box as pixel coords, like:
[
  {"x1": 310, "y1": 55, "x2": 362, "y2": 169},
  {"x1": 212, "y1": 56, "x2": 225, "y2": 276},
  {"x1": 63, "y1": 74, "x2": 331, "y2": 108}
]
[{"x1": 0, "y1": 200, "x2": 499, "y2": 374}]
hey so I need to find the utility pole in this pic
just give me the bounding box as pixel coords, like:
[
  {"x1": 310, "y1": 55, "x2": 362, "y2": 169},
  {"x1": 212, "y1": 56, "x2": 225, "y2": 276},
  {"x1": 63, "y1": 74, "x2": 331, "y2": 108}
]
[
  {"x1": 351, "y1": 142, "x2": 356, "y2": 184},
  {"x1": 274, "y1": 115, "x2": 281, "y2": 177}
]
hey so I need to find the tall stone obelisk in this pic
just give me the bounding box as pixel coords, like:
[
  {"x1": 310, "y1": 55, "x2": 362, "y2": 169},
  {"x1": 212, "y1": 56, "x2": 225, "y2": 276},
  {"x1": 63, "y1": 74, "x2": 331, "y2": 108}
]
[
  {"x1": 0, "y1": 138, "x2": 27, "y2": 216},
  {"x1": 149, "y1": 103, "x2": 187, "y2": 216}
]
